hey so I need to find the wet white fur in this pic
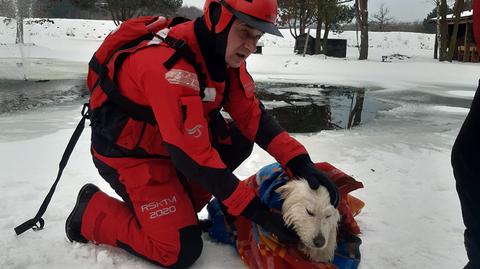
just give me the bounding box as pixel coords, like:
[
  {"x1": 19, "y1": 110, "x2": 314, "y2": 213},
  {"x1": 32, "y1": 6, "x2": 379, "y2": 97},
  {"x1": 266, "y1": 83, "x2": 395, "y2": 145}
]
[{"x1": 276, "y1": 179, "x2": 340, "y2": 262}]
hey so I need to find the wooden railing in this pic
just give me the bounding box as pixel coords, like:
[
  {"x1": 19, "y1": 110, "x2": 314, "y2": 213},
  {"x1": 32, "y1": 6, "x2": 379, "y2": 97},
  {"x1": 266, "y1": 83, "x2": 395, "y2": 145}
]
[{"x1": 458, "y1": 44, "x2": 479, "y2": 62}]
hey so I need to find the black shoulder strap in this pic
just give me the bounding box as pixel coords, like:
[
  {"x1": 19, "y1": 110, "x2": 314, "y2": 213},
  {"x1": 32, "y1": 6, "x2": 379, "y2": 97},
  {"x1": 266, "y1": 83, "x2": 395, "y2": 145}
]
[
  {"x1": 89, "y1": 55, "x2": 157, "y2": 125},
  {"x1": 89, "y1": 36, "x2": 207, "y2": 123},
  {"x1": 162, "y1": 36, "x2": 208, "y2": 100},
  {"x1": 14, "y1": 104, "x2": 90, "y2": 236}
]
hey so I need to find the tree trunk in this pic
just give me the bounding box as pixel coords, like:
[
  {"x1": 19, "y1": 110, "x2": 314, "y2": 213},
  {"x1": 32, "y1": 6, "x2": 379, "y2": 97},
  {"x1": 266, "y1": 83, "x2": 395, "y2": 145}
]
[
  {"x1": 315, "y1": 0, "x2": 323, "y2": 54},
  {"x1": 322, "y1": 24, "x2": 330, "y2": 55},
  {"x1": 14, "y1": 0, "x2": 23, "y2": 44},
  {"x1": 299, "y1": 5, "x2": 305, "y2": 35},
  {"x1": 447, "y1": 0, "x2": 465, "y2": 61},
  {"x1": 439, "y1": 0, "x2": 449, "y2": 61},
  {"x1": 16, "y1": 16, "x2": 24, "y2": 44},
  {"x1": 303, "y1": 28, "x2": 311, "y2": 57},
  {"x1": 358, "y1": 0, "x2": 368, "y2": 60},
  {"x1": 436, "y1": 0, "x2": 441, "y2": 59},
  {"x1": 315, "y1": 20, "x2": 323, "y2": 54},
  {"x1": 288, "y1": 16, "x2": 298, "y2": 38},
  {"x1": 111, "y1": 9, "x2": 120, "y2": 26},
  {"x1": 293, "y1": 15, "x2": 298, "y2": 37}
]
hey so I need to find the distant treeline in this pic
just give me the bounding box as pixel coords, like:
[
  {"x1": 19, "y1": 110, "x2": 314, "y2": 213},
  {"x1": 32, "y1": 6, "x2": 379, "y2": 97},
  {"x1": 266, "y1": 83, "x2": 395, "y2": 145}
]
[
  {"x1": 0, "y1": 0, "x2": 108, "y2": 19},
  {"x1": 342, "y1": 21, "x2": 431, "y2": 34},
  {"x1": 0, "y1": 0, "x2": 469, "y2": 34},
  {"x1": 0, "y1": 0, "x2": 203, "y2": 21},
  {"x1": 46, "y1": 0, "x2": 110, "y2": 20}
]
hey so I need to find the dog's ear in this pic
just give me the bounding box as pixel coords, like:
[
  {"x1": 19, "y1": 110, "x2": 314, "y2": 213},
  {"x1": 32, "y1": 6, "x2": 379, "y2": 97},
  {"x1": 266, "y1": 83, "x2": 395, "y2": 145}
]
[{"x1": 275, "y1": 184, "x2": 292, "y2": 199}]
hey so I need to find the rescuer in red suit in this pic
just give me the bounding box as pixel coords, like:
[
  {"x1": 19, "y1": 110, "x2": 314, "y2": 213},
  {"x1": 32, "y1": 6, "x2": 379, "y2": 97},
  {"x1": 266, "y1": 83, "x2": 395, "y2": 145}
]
[{"x1": 64, "y1": 0, "x2": 340, "y2": 268}]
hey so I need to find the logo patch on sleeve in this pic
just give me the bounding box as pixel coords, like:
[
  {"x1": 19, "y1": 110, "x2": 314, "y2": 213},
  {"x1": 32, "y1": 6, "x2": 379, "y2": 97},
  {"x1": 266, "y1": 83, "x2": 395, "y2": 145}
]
[
  {"x1": 165, "y1": 69, "x2": 200, "y2": 91},
  {"x1": 186, "y1": 124, "x2": 203, "y2": 138}
]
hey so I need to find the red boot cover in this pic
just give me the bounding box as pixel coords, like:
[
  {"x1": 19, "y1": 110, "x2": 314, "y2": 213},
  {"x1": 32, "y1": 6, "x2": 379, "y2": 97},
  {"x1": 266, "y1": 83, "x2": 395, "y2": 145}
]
[{"x1": 80, "y1": 191, "x2": 133, "y2": 246}]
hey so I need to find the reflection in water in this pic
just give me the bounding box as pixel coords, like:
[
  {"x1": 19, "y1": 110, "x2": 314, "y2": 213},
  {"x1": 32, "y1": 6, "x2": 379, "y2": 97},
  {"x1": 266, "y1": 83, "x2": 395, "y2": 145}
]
[
  {"x1": 348, "y1": 90, "x2": 365, "y2": 129},
  {"x1": 255, "y1": 83, "x2": 378, "y2": 133},
  {"x1": 269, "y1": 103, "x2": 330, "y2": 133}
]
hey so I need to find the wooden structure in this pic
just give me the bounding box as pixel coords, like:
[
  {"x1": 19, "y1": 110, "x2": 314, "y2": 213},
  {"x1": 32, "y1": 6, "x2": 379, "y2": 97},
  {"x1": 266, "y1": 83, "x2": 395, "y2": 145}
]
[
  {"x1": 294, "y1": 34, "x2": 316, "y2": 55},
  {"x1": 294, "y1": 34, "x2": 347, "y2": 58},
  {"x1": 432, "y1": 10, "x2": 479, "y2": 62},
  {"x1": 320, "y1": 39, "x2": 348, "y2": 58}
]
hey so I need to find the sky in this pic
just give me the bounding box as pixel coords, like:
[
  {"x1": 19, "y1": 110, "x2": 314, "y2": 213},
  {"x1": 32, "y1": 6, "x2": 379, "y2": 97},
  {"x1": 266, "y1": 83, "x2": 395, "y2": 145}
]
[{"x1": 182, "y1": 0, "x2": 437, "y2": 23}]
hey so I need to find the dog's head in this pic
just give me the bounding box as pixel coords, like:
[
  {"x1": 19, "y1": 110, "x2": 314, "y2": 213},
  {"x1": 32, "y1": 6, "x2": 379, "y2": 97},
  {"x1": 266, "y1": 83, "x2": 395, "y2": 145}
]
[{"x1": 276, "y1": 179, "x2": 340, "y2": 253}]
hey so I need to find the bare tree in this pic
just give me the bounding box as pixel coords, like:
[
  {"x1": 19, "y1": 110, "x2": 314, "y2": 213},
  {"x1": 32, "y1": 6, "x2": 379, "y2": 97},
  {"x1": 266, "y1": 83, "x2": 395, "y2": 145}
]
[
  {"x1": 439, "y1": 0, "x2": 449, "y2": 61},
  {"x1": 314, "y1": 0, "x2": 324, "y2": 54},
  {"x1": 423, "y1": 0, "x2": 454, "y2": 59},
  {"x1": 435, "y1": 0, "x2": 441, "y2": 59},
  {"x1": 447, "y1": 0, "x2": 465, "y2": 61},
  {"x1": 355, "y1": 0, "x2": 368, "y2": 60},
  {"x1": 14, "y1": 0, "x2": 35, "y2": 44},
  {"x1": 72, "y1": 0, "x2": 182, "y2": 26},
  {"x1": 372, "y1": 3, "x2": 393, "y2": 31}
]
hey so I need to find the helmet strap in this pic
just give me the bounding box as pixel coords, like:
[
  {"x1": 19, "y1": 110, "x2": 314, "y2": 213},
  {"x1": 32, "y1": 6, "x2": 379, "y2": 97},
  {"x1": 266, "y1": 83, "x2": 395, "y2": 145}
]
[{"x1": 208, "y1": 1, "x2": 222, "y2": 33}]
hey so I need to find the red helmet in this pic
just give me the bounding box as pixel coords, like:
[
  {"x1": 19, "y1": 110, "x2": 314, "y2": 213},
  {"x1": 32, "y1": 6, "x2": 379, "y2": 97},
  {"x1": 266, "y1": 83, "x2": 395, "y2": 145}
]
[{"x1": 203, "y1": 0, "x2": 283, "y2": 37}]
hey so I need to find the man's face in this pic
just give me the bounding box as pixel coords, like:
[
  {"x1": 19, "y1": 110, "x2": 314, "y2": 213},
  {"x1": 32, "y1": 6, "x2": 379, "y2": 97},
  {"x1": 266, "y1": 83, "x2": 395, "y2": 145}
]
[{"x1": 225, "y1": 19, "x2": 264, "y2": 68}]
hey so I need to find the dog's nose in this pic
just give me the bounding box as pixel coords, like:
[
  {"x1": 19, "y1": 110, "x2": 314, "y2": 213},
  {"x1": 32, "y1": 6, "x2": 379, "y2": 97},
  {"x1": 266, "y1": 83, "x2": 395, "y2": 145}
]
[{"x1": 313, "y1": 234, "x2": 325, "y2": 248}]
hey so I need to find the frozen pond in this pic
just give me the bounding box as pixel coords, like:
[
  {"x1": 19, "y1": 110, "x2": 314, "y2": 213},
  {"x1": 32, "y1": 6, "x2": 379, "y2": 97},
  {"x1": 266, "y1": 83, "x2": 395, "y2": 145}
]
[
  {"x1": 256, "y1": 82, "x2": 393, "y2": 133},
  {"x1": 255, "y1": 82, "x2": 474, "y2": 133},
  {"x1": 0, "y1": 80, "x2": 473, "y2": 141}
]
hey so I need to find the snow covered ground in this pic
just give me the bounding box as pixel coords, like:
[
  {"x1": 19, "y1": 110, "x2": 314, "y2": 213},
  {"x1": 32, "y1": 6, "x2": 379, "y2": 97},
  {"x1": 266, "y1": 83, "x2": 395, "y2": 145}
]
[{"x1": 0, "y1": 17, "x2": 479, "y2": 269}]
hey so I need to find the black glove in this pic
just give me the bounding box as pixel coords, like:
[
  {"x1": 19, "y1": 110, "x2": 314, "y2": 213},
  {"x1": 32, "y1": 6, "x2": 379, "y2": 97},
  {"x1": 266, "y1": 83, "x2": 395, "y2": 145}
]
[
  {"x1": 241, "y1": 197, "x2": 299, "y2": 245},
  {"x1": 287, "y1": 155, "x2": 340, "y2": 208}
]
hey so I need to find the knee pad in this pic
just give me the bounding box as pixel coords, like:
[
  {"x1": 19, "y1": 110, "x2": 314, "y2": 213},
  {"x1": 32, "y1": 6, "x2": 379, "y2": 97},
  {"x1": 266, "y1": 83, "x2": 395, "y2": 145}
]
[
  {"x1": 116, "y1": 225, "x2": 203, "y2": 269},
  {"x1": 169, "y1": 225, "x2": 203, "y2": 269}
]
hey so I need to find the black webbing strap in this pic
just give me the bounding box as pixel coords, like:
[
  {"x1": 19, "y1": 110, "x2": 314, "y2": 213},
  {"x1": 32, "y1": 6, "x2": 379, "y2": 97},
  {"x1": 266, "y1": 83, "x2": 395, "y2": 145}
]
[
  {"x1": 162, "y1": 36, "x2": 208, "y2": 99},
  {"x1": 14, "y1": 104, "x2": 90, "y2": 236},
  {"x1": 89, "y1": 56, "x2": 157, "y2": 125},
  {"x1": 88, "y1": 54, "x2": 107, "y2": 94}
]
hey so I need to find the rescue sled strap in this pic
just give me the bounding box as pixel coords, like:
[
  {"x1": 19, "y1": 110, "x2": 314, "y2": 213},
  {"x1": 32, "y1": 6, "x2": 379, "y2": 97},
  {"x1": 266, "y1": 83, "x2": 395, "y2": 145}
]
[{"x1": 14, "y1": 103, "x2": 90, "y2": 236}]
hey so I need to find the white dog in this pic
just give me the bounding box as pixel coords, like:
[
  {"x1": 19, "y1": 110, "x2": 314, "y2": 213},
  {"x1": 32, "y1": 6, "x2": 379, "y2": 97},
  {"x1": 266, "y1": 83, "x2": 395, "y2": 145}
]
[{"x1": 276, "y1": 178, "x2": 340, "y2": 263}]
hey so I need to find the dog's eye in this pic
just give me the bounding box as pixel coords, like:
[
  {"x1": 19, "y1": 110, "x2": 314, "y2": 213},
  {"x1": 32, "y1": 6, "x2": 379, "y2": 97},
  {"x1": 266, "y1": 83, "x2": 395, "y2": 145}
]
[
  {"x1": 325, "y1": 215, "x2": 332, "y2": 219},
  {"x1": 306, "y1": 209, "x2": 315, "y2": 216}
]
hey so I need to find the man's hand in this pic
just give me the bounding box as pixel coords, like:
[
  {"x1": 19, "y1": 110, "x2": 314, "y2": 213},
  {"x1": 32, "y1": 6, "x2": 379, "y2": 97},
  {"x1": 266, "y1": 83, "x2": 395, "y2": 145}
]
[
  {"x1": 240, "y1": 197, "x2": 299, "y2": 245},
  {"x1": 288, "y1": 156, "x2": 340, "y2": 207}
]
